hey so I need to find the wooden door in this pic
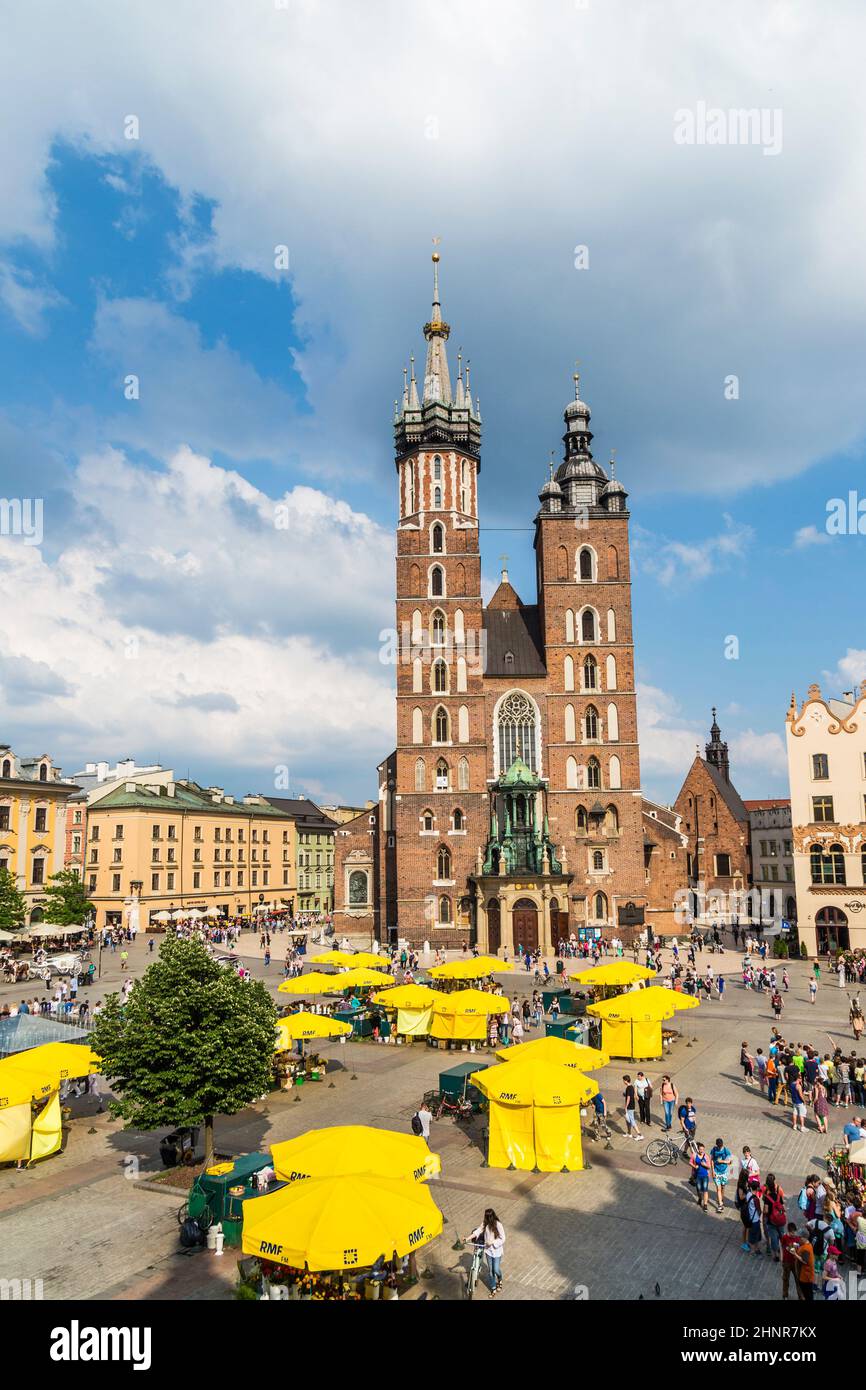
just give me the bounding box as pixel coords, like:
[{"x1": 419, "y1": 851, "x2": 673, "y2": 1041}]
[
  {"x1": 512, "y1": 898, "x2": 539, "y2": 954},
  {"x1": 487, "y1": 898, "x2": 501, "y2": 955}
]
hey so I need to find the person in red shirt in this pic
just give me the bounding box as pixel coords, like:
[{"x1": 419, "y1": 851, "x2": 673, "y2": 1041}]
[{"x1": 780, "y1": 1222, "x2": 802, "y2": 1300}]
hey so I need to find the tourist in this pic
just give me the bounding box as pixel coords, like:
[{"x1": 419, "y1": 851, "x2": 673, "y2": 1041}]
[
  {"x1": 813, "y1": 1078, "x2": 830, "y2": 1134},
  {"x1": 415, "y1": 1100, "x2": 432, "y2": 1140},
  {"x1": 709, "y1": 1136, "x2": 732, "y2": 1213},
  {"x1": 780, "y1": 1223, "x2": 802, "y2": 1300},
  {"x1": 634, "y1": 1071, "x2": 653, "y2": 1128},
  {"x1": 740, "y1": 1146, "x2": 760, "y2": 1183},
  {"x1": 809, "y1": 977, "x2": 818, "y2": 1005},
  {"x1": 466, "y1": 1209, "x2": 505, "y2": 1298},
  {"x1": 789, "y1": 1070, "x2": 808, "y2": 1132},
  {"x1": 740, "y1": 1041, "x2": 755, "y2": 1086},
  {"x1": 690, "y1": 1142, "x2": 712, "y2": 1210},
  {"x1": 762, "y1": 1173, "x2": 786, "y2": 1260},
  {"x1": 792, "y1": 1227, "x2": 816, "y2": 1300},
  {"x1": 659, "y1": 1074, "x2": 678, "y2": 1131},
  {"x1": 822, "y1": 1252, "x2": 845, "y2": 1300},
  {"x1": 622, "y1": 1075, "x2": 643, "y2": 1140},
  {"x1": 741, "y1": 1179, "x2": 763, "y2": 1257},
  {"x1": 678, "y1": 1097, "x2": 697, "y2": 1145},
  {"x1": 842, "y1": 1115, "x2": 866, "y2": 1148}
]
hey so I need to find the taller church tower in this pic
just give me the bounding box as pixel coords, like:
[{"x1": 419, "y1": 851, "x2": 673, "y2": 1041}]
[{"x1": 389, "y1": 254, "x2": 489, "y2": 940}]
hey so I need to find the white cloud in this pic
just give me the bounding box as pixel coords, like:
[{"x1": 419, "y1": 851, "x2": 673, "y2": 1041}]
[
  {"x1": 2, "y1": 2, "x2": 866, "y2": 492},
  {"x1": 637, "y1": 515, "x2": 754, "y2": 586},
  {"x1": 729, "y1": 729, "x2": 788, "y2": 775},
  {"x1": 636, "y1": 683, "x2": 702, "y2": 778},
  {"x1": 0, "y1": 262, "x2": 64, "y2": 335},
  {"x1": 826, "y1": 649, "x2": 866, "y2": 690},
  {"x1": 793, "y1": 524, "x2": 832, "y2": 548}
]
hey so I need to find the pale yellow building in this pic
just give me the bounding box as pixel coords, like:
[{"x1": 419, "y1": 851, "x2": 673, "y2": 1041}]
[
  {"x1": 85, "y1": 779, "x2": 298, "y2": 928},
  {"x1": 0, "y1": 746, "x2": 81, "y2": 925},
  {"x1": 786, "y1": 681, "x2": 866, "y2": 955}
]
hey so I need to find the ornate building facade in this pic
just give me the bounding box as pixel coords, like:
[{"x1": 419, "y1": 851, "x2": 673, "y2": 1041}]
[{"x1": 335, "y1": 256, "x2": 648, "y2": 951}]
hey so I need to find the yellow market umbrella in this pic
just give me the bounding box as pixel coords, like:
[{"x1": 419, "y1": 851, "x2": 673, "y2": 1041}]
[
  {"x1": 567, "y1": 961, "x2": 656, "y2": 988},
  {"x1": 431, "y1": 988, "x2": 509, "y2": 1016},
  {"x1": 0, "y1": 1055, "x2": 53, "y2": 1108},
  {"x1": 335, "y1": 968, "x2": 395, "y2": 990},
  {"x1": 309, "y1": 950, "x2": 358, "y2": 966},
  {"x1": 241, "y1": 1173, "x2": 443, "y2": 1270},
  {"x1": 278, "y1": 972, "x2": 345, "y2": 996},
  {"x1": 19, "y1": 1043, "x2": 101, "y2": 1081},
  {"x1": 471, "y1": 1059, "x2": 598, "y2": 1107},
  {"x1": 587, "y1": 987, "x2": 699, "y2": 1023},
  {"x1": 275, "y1": 1013, "x2": 352, "y2": 1050},
  {"x1": 495, "y1": 1036, "x2": 609, "y2": 1070},
  {"x1": 429, "y1": 956, "x2": 514, "y2": 980},
  {"x1": 270, "y1": 1125, "x2": 441, "y2": 1184},
  {"x1": 370, "y1": 983, "x2": 438, "y2": 1009},
  {"x1": 343, "y1": 952, "x2": 391, "y2": 970},
  {"x1": 638, "y1": 986, "x2": 701, "y2": 1014}
]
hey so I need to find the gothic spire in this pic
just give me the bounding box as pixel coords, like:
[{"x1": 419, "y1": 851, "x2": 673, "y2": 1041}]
[
  {"x1": 704, "y1": 707, "x2": 731, "y2": 783},
  {"x1": 422, "y1": 251, "x2": 452, "y2": 405}
]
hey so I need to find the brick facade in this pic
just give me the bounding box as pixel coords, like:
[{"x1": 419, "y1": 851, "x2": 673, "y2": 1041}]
[{"x1": 673, "y1": 716, "x2": 751, "y2": 920}]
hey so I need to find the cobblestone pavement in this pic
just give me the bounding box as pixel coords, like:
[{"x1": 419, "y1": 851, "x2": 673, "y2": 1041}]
[{"x1": 1, "y1": 937, "x2": 861, "y2": 1302}]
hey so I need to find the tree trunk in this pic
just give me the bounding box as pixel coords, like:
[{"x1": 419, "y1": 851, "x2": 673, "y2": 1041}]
[{"x1": 204, "y1": 1115, "x2": 214, "y2": 1168}]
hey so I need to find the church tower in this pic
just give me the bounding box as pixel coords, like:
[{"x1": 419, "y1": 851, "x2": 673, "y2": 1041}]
[{"x1": 389, "y1": 253, "x2": 488, "y2": 941}]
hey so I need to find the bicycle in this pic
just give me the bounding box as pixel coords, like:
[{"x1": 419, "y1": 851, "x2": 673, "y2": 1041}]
[
  {"x1": 645, "y1": 1132, "x2": 698, "y2": 1166},
  {"x1": 434, "y1": 1092, "x2": 474, "y2": 1123},
  {"x1": 465, "y1": 1240, "x2": 485, "y2": 1299}
]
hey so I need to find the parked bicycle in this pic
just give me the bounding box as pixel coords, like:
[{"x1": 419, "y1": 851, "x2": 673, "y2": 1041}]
[
  {"x1": 435, "y1": 1092, "x2": 474, "y2": 1123},
  {"x1": 464, "y1": 1239, "x2": 485, "y2": 1299},
  {"x1": 645, "y1": 1132, "x2": 699, "y2": 1166}
]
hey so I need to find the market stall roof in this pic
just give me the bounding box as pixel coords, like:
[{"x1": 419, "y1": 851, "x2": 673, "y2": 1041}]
[
  {"x1": 370, "y1": 983, "x2": 438, "y2": 1009},
  {"x1": 274, "y1": 1013, "x2": 352, "y2": 1048},
  {"x1": 587, "y1": 986, "x2": 700, "y2": 1023},
  {"x1": 494, "y1": 1035, "x2": 609, "y2": 1070},
  {"x1": 334, "y1": 967, "x2": 394, "y2": 990},
  {"x1": 429, "y1": 955, "x2": 514, "y2": 980},
  {"x1": 0, "y1": 1042, "x2": 100, "y2": 1107},
  {"x1": 431, "y1": 988, "x2": 510, "y2": 1016},
  {"x1": 270, "y1": 1125, "x2": 440, "y2": 1184},
  {"x1": 26, "y1": 923, "x2": 88, "y2": 937},
  {"x1": 241, "y1": 1172, "x2": 443, "y2": 1271},
  {"x1": 567, "y1": 961, "x2": 656, "y2": 987},
  {"x1": 277, "y1": 972, "x2": 345, "y2": 996},
  {"x1": 470, "y1": 1058, "x2": 598, "y2": 1107}
]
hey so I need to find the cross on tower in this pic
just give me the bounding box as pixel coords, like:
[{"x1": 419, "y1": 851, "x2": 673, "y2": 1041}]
[{"x1": 499, "y1": 552, "x2": 509, "y2": 581}]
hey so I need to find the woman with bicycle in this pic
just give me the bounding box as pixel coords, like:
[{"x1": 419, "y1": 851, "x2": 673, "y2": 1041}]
[{"x1": 466, "y1": 1209, "x2": 506, "y2": 1298}]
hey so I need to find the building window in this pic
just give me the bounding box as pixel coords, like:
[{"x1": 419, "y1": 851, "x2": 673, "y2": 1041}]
[
  {"x1": 432, "y1": 523, "x2": 444, "y2": 553},
  {"x1": 433, "y1": 455, "x2": 442, "y2": 481},
  {"x1": 812, "y1": 753, "x2": 829, "y2": 780},
  {"x1": 39, "y1": 763, "x2": 48, "y2": 781},
  {"x1": 32, "y1": 859, "x2": 45, "y2": 885},
  {"x1": 579, "y1": 548, "x2": 593, "y2": 580},
  {"x1": 586, "y1": 757, "x2": 601, "y2": 789},
  {"x1": 458, "y1": 756, "x2": 469, "y2": 792},
  {"x1": 88, "y1": 874, "x2": 96, "y2": 892},
  {"x1": 576, "y1": 805, "x2": 588, "y2": 834},
  {"x1": 434, "y1": 706, "x2": 449, "y2": 742},
  {"x1": 715, "y1": 853, "x2": 732, "y2": 877},
  {"x1": 433, "y1": 659, "x2": 448, "y2": 694},
  {"x1": 415, "y1": 758, "x2": 426, "y2": 792},
  {"x1": 584, "y1": 706, "x2": 599, "y2": 740},
  {"x1": 497, "y1": 691, "x2": 537, "y2": 773},
  {"x1": 1, "y1": 759, "x2": 10, "y2": 778},
  {"x1": 593, "y1": 891, "x2": 608, "y2": 920},
  {"x1": 422, "y1": 809, "x2": 435, "y2": 831},
  {"x1": 810, "y1": 844, "x2": 845, "y2": 885},
  {"x1": 431, "y1": 565, "x2": 444, "y2": 597},
  {"x1": 437, "y1": 845, "x2": 452, "y2": 879},
  {"x1": 453, "y1": 808, "x2": 464, "y2": 830},
  {"x1": 592, "y1": 850, "x2": 604, "y2": 871},
  {"x1": 438, "y1": 894, "x2": 451, "y2": 924},
  {"x1": 583, "y1": 655, "x2": 597, "y2": 690},
  {"x1": 34, "y1": 807, "x2": 47, "y2": 833},
  {"x1": 433, "y1": 486, "x2": 443, "y2": 508},
  {"x1": 167, "y1": 872, "x2": 175, "y2": 890},
  {"x1": 812, "y1": 796, "x2": 835, "y2": 823},
  {"x1": 580, "y1": 609, "x2": 596, "y2": 642},
  {"x1": 151, "y1": 873, "x2": 160, "y2": 892}
]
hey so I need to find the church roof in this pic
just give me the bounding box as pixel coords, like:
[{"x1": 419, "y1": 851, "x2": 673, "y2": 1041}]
[
  {"x1": 700, "y1": 759, "x2": 749, "y2": 824},
  {"x1": 483, "y1": 604, "x2": 546, "y2": 678},
  {"x1": 500, "y1": 757, "x2": 539, "y2": 787}
]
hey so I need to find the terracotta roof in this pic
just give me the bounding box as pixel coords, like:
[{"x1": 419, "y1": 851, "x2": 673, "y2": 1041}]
[{"x1": 743, "y1": 798, "x2": 790, "y2": 810}]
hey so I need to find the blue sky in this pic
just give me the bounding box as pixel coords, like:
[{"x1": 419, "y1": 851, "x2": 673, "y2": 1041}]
[{"x1": 0, "y1": 1, "x2": 864, "y2": 807}]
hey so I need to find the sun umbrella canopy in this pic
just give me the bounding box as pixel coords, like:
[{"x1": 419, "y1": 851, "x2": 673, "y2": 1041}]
[
  {"x1": 495, "y1": 1036, "x2": 610, "y2": 1070},
  {"x1": 0, "y1": 1043, "x2": 100, "y2": 1107},
  {"x1": 637, "y1": 985, "x2": 701, "y2": 1013},
  {"x1": 370, "y1": 983, "x2": 438, "y2": 1009},
  {"x1": 275, "y1": 1013, "x2": 352, "y2": 1048},
  {"x1": 20, "y1": 1042, "x2": 101, "y2": 1080},
  {"x1": 429, "y1": 956, "x2": 513, "y2": 980},
  {"x1": 277, "y1": 972, "x2": 344, "y2": 996},
  {"x1": 335, "y1": 968, "x2": 394, "y2": 989},
  {"x1": 241, "y1": 1173, "x2": 443, "y2": 1270},
  {"x1": 431, "y1": 988, "x2": 509, "y2": 1016},
  {"x1": 270, "y1": 1125, "x2": 441, "y2": 1184},
  {"x1": 587, "y1": 985, "x2": 698, "y2": 1023},
  {"x1": 471, "y1": 1058, "x2": 598, "y2": 1107},
  {"x1": 567, "y1": 961, "x2": 656, "y2": 987},
  {"x1": 309, "y1": 950, "x2": 357, "y2": 966}
]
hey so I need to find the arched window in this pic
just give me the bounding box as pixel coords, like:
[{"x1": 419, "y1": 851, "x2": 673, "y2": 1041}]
[
  {"x1": 564, "y1": 704, "x2": 576, "y2": 742},
  {"x1": 497, "y1": 691, "x2": 538, "y2": 773},
  {"x1": 564, "y1": 655, "x2": 575, "y2": 692},
  {"x1": 348, "y1": 870, "x2": 369, "y2": 905},
  {"x1": 412, "y1": 708, "x2": 423, "y2": 743},
  {"x1": 593, "y1": 891, "x2": 608, "y2": 921},
  {"x1": 587, "y1": 756, "x2": 601, "y2": 789},
  {"x1": 581, "y1": 609, "x2": 596, "y2": 642},
  {"x1": 412, "y1": 658, "x2": 423, "y2": 693},
  {"x1": 566, "y1": 756, "x2": 578, "y2": 789},
  {"x1": 437, "y1": 845, "x2": 452, "y2": 879},
  {"x1": 454, "y1": 609, "x2": 465, "y2": 642},
  {"x1": 607, "y1": 608, "x2": 616, "y2": 641},
  {"x1": 438, "y1": 895, "x2": 451, "y2": 924},
  {"x1": 422, "y1": 809, "x2": 435, "y2": 831},
  {"x1": 431, "y1": 610, "x2": 446, "y2": 645},
  {"x1": 583, "y1": 655, "x2": 597, "y2": 690},
  {"x1": 605, "y1": 655, "x2": 616, "y2": 689},
  {"x1": 453, "y1": 808, "x2": 464, "y2": 830},
  {"x1": 432, "y1": 523, "x2": 444, "y2": 554},
  {"x1": 458, "y1": 756, "x2": 469, "y2": 791},
  {"x1": 433, "y1": 455, "x2": 442, "y2": 481},
  {"x1": 431, "y1": 565, "x2": 444, "y2": 597},
  {"x1": 575, "y1": 804, "x2": 588, "y2": 833},
  {"x1": 39, "y1": 764, "x2": 47, "y2": 781},
  {"x1": 1, "y1": 760, "x2": 9, "y2": 779},
  {"x1": 409, "y1": 562, "x2": 421, "y2": 593},
  {"x1": 592, "y1": 850, "x2": 604, "y2": 871},
  {"x1": 811, "y1": 844, "x2": 846, "y2": 885},
  {"x1": 458, "y1": 705, "x2": 469, "y2": 742},
  {"x1": 415, "y1": 758, "x2": 426, "y2": 792},
  {"x1": 585, "y1": 705, "x2": 599, "y2": 740},
  {"x1": 461, "y1": 460, "x2": 471, "y2": 514},
  {"x1": 432, "y1": 659, "x2": 448, "y2": 693},
  {"x1": 607, "y1": 703, "x2": 619, "y2": 741},
  {"x1": 457, "y1": 656, "x2": 467, "y2": 692},
  {"x1": 608, "y1": 755, "x2": 621, "y2": 789},
  {"x1": 434, "y1": 706, "x2": 449, "y2": 743},
  {"x1": 607, "y1": 545, "x2": 619, "y2": 580},
  {"x1": 557, "y1": 545, "x2": 569, "y2": 580},
  {"x1": 435, "y1": 759, "x2": 450, "y2": 791},
  {"x1": 406, "y1": 462, "x2": 415, "y2": 513},
  {"x1": 579, "y1": 548, "x2": 594, "y2": 580},
  {"x1": 565, "y1": 609, "x2": 575, "y2": 643},
  {"x1": 605, "y1": 804, "x2": 619, "y2": 834}
]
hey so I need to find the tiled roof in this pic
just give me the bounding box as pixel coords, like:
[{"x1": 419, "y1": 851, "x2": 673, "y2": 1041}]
[
  {"x1": 264, "y1": 797, "x2": 339, "y2": 830},
  {"x1": 743, "y1": 798, "x2": 790, "y2": 810},
  {"x1": 483, "y1": 605, "x2": 546, "y2": 677},
  {"x1": 90, "y1": 781, "x2": 286, "y2": 817}
]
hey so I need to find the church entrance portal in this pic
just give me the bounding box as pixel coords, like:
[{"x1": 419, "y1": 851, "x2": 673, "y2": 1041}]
[{"x1": 512, "y1": 897, "x2": 539, "y2": 954}]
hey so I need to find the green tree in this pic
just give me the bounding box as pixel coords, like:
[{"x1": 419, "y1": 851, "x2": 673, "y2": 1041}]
[
  {"x1": 41, "y1": 869, "x2": 94, "y2": 926},
  {"x1": 90, "y1": 935, "x2": 277, "y2": 1167},
  {"x1": 0, "y1": 865, "x2": 26, "y2": 931}
]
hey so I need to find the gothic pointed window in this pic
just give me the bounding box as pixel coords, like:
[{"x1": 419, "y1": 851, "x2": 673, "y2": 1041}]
[
  {"x1": 437, "y1": 845, "x2": 452, "y2": 879},
  {"x1": 593, "y1": 891, "x2": 608, "y2": 920},
  {"x1": 579, "y1": 548, "x2": 594, "y2": 580},
  {"x1": 458, "y1": 756, "x2": 469, "y2": 791},
  {"x1": 576, "y1": 804, "x2": 588, "y2": 833},
  {"x1": 436, "y1": 759, "x2": 449, "y2": 790},
  {"x1": 583, "y1": 655, "x2": 597, "y2": 690},
  {"x1": 438, "y1": 894, "x2": 451, "y2": 923},
  {"x1": 453, "y1": 807, "x2": 464, "y2": 830},
  {"x1": 605, "y1": 804, "x2": 619, "y2": 835},
  {"x1": 433, "y1": 455, "x2": 442, "y2": 481},
  {"x1": 587, "y1": 756, "x2": 601, "y2": 789},
  {"x1": 433, "y1": 486, "x2": 442, "y2": 508},
  {"x1": 581, "y1": 609, "x2": 597, "y2": 642},
  {"x1": 585, "y1": 705, "x2": 599, "y2": 740},
  {"x1": 431, "y1": 565, "x2": 444, "y2": 596},
  {"x1": 431, "y1": 610, "x2": 446, "y2": 646},
  {"x1": 557, "y1": 546, "x2": 569, "y2": 580},
  {"x1": 432, "y1": 523, "x2": 444, "y2": 554},
  {"x1": 497, "y1": 691, "x2": 538, "y2": 774},
  {"x1": 433, "y1": 659, "x2": 448, "y2": 694},
  {"x1": 415, "y1": 758, "x2": 426, "y2": 792},
  {"x1": 422, "y1": 809, "x2": 435, "y2": 831},
  {"x1": 434, "y1": 706, "x2": 449, "y2": 743},
  {"x1": 406, "y1": 463, "x2": 415, "y2": 514}
]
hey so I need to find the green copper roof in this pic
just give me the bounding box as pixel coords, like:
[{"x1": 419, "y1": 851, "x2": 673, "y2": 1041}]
[
  {"x1": 499, "y1": 757, "x2": 541, "y2": 787},
  {"x1": 90, "y1": 781, "x2": 287, "y2": 817}
]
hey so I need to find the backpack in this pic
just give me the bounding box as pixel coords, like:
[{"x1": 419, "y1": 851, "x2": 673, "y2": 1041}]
[
  {"x1": 767, "y1": 1192, "x2": 786, "y2": 1227},
  {"x1": 411, "y1": 1113, "x2": 423, "y2": 1136}
]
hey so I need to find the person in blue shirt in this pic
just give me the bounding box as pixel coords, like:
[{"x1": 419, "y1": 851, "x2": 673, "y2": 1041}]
[
  {"x1": 709, "y1": 1137, "x2": 733, "y2": 1212},
  {"x1": 678, "y1": 1098, "x2": 697, "y2": 1145},
  {"x1": 690, "y1": 1142, "x2": 712, "y2": 1209}
]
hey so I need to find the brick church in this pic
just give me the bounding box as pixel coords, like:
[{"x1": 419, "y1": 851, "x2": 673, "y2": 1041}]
[{"x1": 335, "y1": 255, "x2": 655, "y2": 951}]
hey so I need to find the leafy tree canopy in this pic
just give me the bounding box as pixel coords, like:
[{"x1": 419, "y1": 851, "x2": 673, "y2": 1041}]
[
  {"x1": 0, "y1": 866, "x2": 27, "y2": 930},
  {"x1": 41, "y1": 869, "x2": 94, "y2": 926}
]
